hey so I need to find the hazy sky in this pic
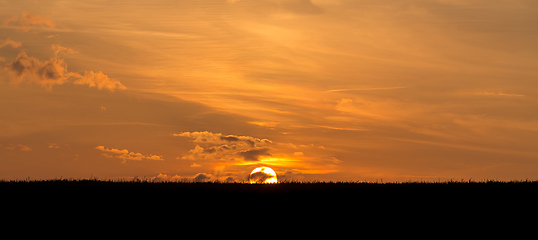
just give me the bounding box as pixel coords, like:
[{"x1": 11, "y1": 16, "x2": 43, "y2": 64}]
[{"x1": 1, "y1": 0, "x2": 537, "y2": 181}]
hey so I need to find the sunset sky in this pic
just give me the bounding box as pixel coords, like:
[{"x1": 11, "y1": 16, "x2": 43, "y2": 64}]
[{"x1": 1, "y1": 0, "x2": 537, "y2": 182}]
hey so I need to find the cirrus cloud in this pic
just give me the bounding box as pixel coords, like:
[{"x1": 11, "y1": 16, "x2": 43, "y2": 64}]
[
  {"x1": 0, "y1": 38, "x2": 22, "y2": 49},
  {"x1": 2, "y1": 12, "x2": 55, "y2": 32},
  {"x1": 2, "y1": 144, "x2": 31, "y2": 151}
]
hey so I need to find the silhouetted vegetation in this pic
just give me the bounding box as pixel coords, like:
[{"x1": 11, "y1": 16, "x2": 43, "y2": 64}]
[
  {"x1": 3, "y1": 178, "x2": 537, "y2": 197},
  {"x1": 3, "y1": 179, "x2": 535, "y2": 215}
]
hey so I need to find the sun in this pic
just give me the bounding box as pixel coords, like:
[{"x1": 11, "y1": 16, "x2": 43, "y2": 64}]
[{"x1": 249, "y1": 167, "x2": 278, "y2": 184}]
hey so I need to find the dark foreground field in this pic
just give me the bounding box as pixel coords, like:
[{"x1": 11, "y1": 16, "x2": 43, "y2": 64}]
[
  {"x1": 3, "y1": 180, "x2": 537, "y2": 219},
  {"x1": 3, "y1": 180, "x2": 537, "y2": 203},
  {"x1": 3, "y1": 179, "x2": 537, "y2": 198}
]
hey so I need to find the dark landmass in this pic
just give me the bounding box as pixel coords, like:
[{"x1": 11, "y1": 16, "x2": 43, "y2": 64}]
[
  {"x1": 3, "y1": 179, "x2": 536, "y2": 217},
  {"x1": 3, "y1": 179, "x2": 536, "y2": 201}
]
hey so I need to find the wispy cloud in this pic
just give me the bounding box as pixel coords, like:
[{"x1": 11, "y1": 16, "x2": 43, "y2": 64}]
[
  {"x1": 2, "y1": 12, "x2": 55, "y2": 32},
  {"x1": 471, "y1": 91, "x2": 526, "y2": 97},
  {"x1": 326, "y1": 86, "x2": 407, "y2": 93},
  {"x1": 0, "y1": 38, "x2": 22, "y2": 49},
  {"x1": 248, "y1": 121, "x2": 279, "y2": 128},
  {"x1": 308, "y1": 124, "x2": 368, "y2": 131},
  {"x1": 95, "y1": 145, "x2": 163, "y2": 163},
  {"x1": 51, "y1": 44, "x2": 78, "y2": 58},
  {"x1": 2, "y1": 0, "x2": 537, "y2": 181},
  {"x1": 2, "y1": 144, "x2": 31, "y2": 151},
  {"x1": 73, "y1": 71, "x2": 126, "y2": 91}
]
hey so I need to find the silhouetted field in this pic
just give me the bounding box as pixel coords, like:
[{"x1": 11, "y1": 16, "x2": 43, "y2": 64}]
[
  {"x1": 3, "y1": 179, "x2": 536, "y2": 217},
  {"x1": 3, "y1": 179, "x2": 537, "y2": 200},
  {"x1": 3, "y1": 179, "x2": 537, "y2": 193}
]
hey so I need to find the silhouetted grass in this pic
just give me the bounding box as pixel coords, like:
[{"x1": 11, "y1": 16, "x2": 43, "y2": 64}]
[
  {"x1": 3, "y1": 178, "x2": 537, "y2": 196},
  {"x1": 3, "y1": 179, "x2": 535, "y2": 217}
]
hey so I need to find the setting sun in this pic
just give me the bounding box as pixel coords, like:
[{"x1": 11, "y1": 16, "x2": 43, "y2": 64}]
[
  {"x1": 1, "y1": 0, "x2": 537, "y2": 182},
  {"x1": 249, "y1": 167, "x2": 277, "y2": 184}
]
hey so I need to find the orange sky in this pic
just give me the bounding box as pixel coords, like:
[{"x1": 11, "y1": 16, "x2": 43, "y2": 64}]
[{"x1": 1, "y1": 0, "x2": 537, "y2": 182}]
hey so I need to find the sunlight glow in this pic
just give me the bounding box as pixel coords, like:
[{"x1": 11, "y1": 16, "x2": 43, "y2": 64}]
[{"x1": 249, "y1": 167, "x2": 278, "y2": 184}]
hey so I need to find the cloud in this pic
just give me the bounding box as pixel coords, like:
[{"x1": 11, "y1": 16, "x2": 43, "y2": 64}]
[
  {"x1": 311, "y1": 0, "x2": 341, "y2": 6},
  {"x1": 239, "y1": 148, "x2": 272, "y2": 161},
  {"x1": 5, "y1": 51, "x2": 75, "y2": 89},
  {"x1": 73, "y1": 71, "x2": 126, "y2": 91},
  {"x1": 193, "y1": 173, "x2": 212, "y2": 182},
  {"x1": 51, "y1": 44, "x2": 78, "y2": 58},
  {"x1": 2, "y1": 144, "x2": 31, "y2": 151},
  {"x1": 151, "y1": 173, "x2": 183, "y2": 182},
  {"x1": 176, "y1": 131, "x2": 342, "y2": 175},
  {"x1": 471, "y1": 91, "x2": 526, "y2": 97},
  {"x1": 180, "y1": 145, "x2": 209, "y2": 161},
  {"x1": 3, "y1": 48, "x2": 125, "y2": 91},
  {"x1": 150, "y1": 172, "x2": 230, "y2": 182},
  {"x1": 0, "y1": 39, "x2": 22, "y2": 49},
  {"x1": 95, "y1": 145, "x2": 163, "y2": 163},
  {"x1": 174, "y1": 131, "x2": 272, "y2": 145},
  {"x1": 175, "y1": 131, "x2": 273, "y2": 162},
  {"x1": 2, "y1": 12, "x2": 55, "y2": 32},
  {"x1": 223, "y1": 176, "x2": 236, "y2": 183},
  {"x1": 326, "y1": 86, "x2": 407, "y2": 92},
  {"x1": 150, "y1": 170, "x2": 240, "y2": 182},
  {"x1": 48, "y1": 143, "x2": 60, "y2": 149}
]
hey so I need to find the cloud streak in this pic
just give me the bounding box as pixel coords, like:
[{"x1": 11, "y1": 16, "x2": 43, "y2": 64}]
[
  {"x1": 471, "y1": 91, "x2": 526, "y2": 97},
  {"x1": 174, "y1": 131, "x2": 272, "y2": 146},
  {"x1": 1, "y1": 144, "x2": 31, "y2": 151},
  {"x1": 326, "y1": 87, "x2": 407, "y2": 93},
  {"x1": 0, "y1": 39, "x2": 22, "y2": 49},
  {"x1": 3, "y1": 1, "x2": 536, "y2": 181},
  {"x1": 95, "y1": 145, "x2": 163, "y2": 163},
  {"x1": 2, "y1": 12, "x2": 55, "y2": 32},
  {"x1": 248, "y1": 171, "x2": 274, "y2": 183}
]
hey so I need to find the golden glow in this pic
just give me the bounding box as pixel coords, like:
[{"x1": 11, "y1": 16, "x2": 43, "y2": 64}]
[
  {"x1": 1, "y1": 1, "x2": 537, "y2": 182},
  {"x1": 254, "y1": 157, "x2": 298, "y2": 167},
  {"x1": 249, "y1": 167, "x2": 278, "y2": 184}
]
